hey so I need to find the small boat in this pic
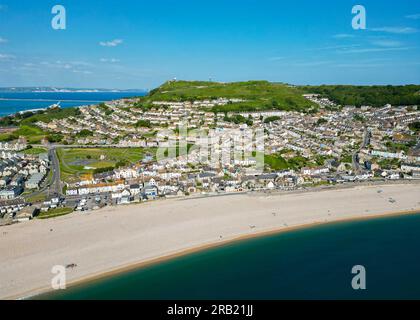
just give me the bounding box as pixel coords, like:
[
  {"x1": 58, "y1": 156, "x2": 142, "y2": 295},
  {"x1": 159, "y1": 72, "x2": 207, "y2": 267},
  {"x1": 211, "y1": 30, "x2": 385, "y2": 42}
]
[{"x1": 48, "y1": 101, "x2": 61, "y2": 109}]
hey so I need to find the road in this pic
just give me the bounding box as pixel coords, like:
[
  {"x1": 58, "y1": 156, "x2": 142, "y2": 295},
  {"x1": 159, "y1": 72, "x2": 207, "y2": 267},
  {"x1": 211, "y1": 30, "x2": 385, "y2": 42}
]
[
  {"x1": 48, "y1": 146, "x2": 62, "y2": 196},
  {"x1": 23, "y1": 146, "x2": 62, "y2": 203},
  {"x1": 352, "y1": 152, "x2": 361, "y2": 173},
  {"x1": 352, "y1": 128, "x2": 371, "y2": 174}
]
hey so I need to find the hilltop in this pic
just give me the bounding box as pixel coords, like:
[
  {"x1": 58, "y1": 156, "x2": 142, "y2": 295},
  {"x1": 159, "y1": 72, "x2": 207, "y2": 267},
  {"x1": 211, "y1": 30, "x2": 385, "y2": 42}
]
[
  {"x1": 138, "y1": 80, "x2": 420, "y2": 112},
  {"x1": 139, "y1": 80, "x2": 318, "y2": 113}
]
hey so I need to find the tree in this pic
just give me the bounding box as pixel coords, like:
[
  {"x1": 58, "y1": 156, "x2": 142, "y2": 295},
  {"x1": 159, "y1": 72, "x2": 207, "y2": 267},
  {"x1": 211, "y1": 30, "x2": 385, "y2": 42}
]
[
  {"x1": 46, "y1": 134, "x2": 64, "y2": 143},
  {"x1": 264, "y1": 116, "x2": 281, "y2": 124},
  {"x1": 316, "y1": 118, "x2": 328, "y2": 125},
  {"x1": 135, "y1": 120, "x2": 152, "y2": 128},
  {"x1": 76, "y1": 129, "x2": 93, "y2": 137},
  {"x1": 409, "y1": 122, "x2": 420, "y2": 133}
]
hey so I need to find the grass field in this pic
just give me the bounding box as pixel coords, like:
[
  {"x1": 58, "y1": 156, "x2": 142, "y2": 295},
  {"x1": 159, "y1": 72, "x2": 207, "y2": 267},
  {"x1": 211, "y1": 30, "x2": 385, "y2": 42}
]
[
  {"x1": 264, "y1": 153, "x2": 316, "y2": 171},
  {"x1": 22, "y1": 147, "x2": 48, "y2": 155},
  {"x1": 140, "y1": 80, "x2": 317, "y2": 113},
  {"x1": 20, "y1": 107, "x2": 81, "y2": 125},
  {"x1": 0, "y1": 108, "x2": 82, "y2": 144},
  {"x1": 57, "y1": 147, "x2": 155, "y2": 183},
  {"x1": 264, "y1": 154, "x2": 290, "y2": 170},
  {"x1": 0, "y1": 125, "x2": 47, "y2": 144},
  {"x1": 25, "y1": 193, "x2": 47, "y2": 204},
  {"x1": 37, "y1": 207, "x2": 74, "y2": 219}
]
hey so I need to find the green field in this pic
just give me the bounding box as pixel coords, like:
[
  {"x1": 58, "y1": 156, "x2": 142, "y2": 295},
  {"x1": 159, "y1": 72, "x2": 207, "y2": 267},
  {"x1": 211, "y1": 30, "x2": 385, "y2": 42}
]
[
  {"x1": 0, "y1": 107, "x2": 81, "y2": 144},
  {"x1": 139, "y1": 81, "x2": 420, "y2": 111},
  {"x1": 25, "y1": 193, "x2": 47, "y2": 204},
  {"x1": 57, "y1": 147, "x2": 155, "y2": 182},
  {"x1": 138, "y1": 80, "x2": 317, "y2": 113},
  {"x1": 20, "y1": 107, "x2": 82, "y2": 125},
  {"x1": 264, "y1": 153, "x2": 315, "y2": 171},
  {"x1": 37, "y1": 207, "x2": 74, "y2": 219},
  {"x1": 0, "y1": 125, "x2": 47, "y2": 144},
  {"x1": 22, "y1": 147, "x2": 48, "y2": 155},
  {"x1": 264, "y1": 154, "x2": 290, "y2": 170}
]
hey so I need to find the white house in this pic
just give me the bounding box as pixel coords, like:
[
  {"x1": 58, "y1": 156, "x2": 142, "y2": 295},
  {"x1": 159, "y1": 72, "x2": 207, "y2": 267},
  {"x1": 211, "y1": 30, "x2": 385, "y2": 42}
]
[
  {"x1": 66, "y1": 188, "x2": 78, "y2": 196},
  {"x1": 301, "y1": 167, "x2": 330, "y2": 176},
  {"x1": 371, "y1": 150, "x2": 407, "y2": 160},
  {"x1": 114, "y1": 168, "x2": 139, "y2": 180},
  {"x1": 401, "y1": 163, "x2": 420, "y2": 173}
]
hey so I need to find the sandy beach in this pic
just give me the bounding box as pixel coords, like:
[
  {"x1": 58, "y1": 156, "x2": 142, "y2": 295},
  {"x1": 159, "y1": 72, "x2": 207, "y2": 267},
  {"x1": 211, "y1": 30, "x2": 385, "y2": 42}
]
[{"x1": 0, "y1": 182, "x2": 419, "y2": 299}]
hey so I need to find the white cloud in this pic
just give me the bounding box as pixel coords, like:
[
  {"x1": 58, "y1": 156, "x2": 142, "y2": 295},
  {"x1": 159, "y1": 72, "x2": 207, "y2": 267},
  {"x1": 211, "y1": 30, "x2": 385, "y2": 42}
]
[
  {"x1": 333, "y1": 34, "x2": 355, "y2": 39},
  {"x1": 0, "y1": 53, "x2": 15, "y2": 60},
  {"x1": 306, "y1": 44, "x2": 361, "y2": 52},
  {"x1": 371, "y1": 27, "x2": 418, "y2": 34},
  {"x1": 41, "y1": 61, "x2": 72, "y2": 69},
  {"x1": 0, "y1": 37, "x2": 7, "y2": 44},
  {"x1": 70, "y1": 61, "x2": 93, "y2": 67},
  {"x1": 267, "y1": 56, "x2": 285, "y2": 61},
  {"x1": 339, "y1": 47, "x2": 411, "y2": 54},
  {"x1": 39, "y1": 60, "x2": 93, "y2": 71},
  {"x1": 371, "y1": 40, "x2": 403, "y2": 48},
  {"x1": 99, "y1": 39, "x2": 123, "y2": 47},
  {"x1": 334, "y1": 63, "x2": 383, "y2": 68},
  {"x1": 72, "y1": 70, "x2": 92, "y2": 75},
  {"x1": 100, "y1": 58, "x2": 120, "y2": 63},
  {"x1": 19, "y1": 63, "x2": 39, "y2": 71},
  {"x1": 405, "y1": 14, "x2": 420, "y2": 20}
]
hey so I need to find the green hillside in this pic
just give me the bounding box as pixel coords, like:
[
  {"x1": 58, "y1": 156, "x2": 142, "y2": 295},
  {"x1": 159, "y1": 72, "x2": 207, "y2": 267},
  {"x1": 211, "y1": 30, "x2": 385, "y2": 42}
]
[
  {"x1": 300, "y1": 85, "x2": 420, "y2": 107},
  {"x1": 139, "y1": 80, "x2": 317, "y2": 113}
]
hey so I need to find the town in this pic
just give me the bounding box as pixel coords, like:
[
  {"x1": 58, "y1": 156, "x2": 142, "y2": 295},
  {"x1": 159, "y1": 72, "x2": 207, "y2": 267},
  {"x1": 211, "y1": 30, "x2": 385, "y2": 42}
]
[{"x1": 0, "y1": 87, "x2": 419, "y2": 225}]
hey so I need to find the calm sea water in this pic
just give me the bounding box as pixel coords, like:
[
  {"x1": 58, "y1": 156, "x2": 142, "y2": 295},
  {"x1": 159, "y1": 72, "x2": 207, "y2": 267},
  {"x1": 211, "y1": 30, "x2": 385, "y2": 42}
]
[
  {"x1": 39, "y1": 213, "x2": 420, "y2": 300},
  {"x1": 0, "y1": 92, "x2": 146, "y2": 116}
]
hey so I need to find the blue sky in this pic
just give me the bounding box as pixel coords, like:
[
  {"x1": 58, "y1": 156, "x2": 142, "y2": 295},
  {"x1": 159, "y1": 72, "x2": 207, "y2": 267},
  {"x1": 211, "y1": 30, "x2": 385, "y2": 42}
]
[{"x1": 0, "y1": 0, "x2": 419, "y2": 89}]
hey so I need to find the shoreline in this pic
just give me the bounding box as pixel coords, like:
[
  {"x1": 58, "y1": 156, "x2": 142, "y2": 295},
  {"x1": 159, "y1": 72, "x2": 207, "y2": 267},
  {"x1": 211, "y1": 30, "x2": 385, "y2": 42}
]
[
  {"x1": 1, "y1": 182, "x2": 419, "y2": 300},
  {"x1": 29, "y1": 208, "x2": 420, "y2": 300},
  {"x1": 0, "y1": 91, "x2": 147, "y2": 118}
]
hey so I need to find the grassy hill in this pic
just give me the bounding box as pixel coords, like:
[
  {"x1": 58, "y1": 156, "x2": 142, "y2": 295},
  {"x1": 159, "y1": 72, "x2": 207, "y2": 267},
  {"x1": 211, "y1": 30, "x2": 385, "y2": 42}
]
[
  {"x1": 0, "y1": 107, "x2": 82, "y2": 143},
  {"x1": 139, "y1": 80, "x2": 317, "y2": 113},
  {"x1": 0, "y1": 125, "x2": 48, "y2": 144},
  {"x1": 300, "y1": 85, "x2": 420, "y2": 107}
]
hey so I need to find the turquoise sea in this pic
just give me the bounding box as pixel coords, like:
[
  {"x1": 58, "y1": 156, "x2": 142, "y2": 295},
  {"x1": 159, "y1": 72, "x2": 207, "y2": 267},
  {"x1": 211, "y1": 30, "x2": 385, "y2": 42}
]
[
  {"x1": 0, "y1": 92, "x2": 146, "y2": 116},
  {"x1": 39, "y1": 213, "x2": 420, "y2": 300}
]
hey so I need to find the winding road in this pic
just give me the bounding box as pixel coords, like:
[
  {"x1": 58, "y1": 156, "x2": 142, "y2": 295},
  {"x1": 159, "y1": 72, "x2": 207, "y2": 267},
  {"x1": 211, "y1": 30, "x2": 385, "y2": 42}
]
[
  {"x1": 352, "y1": 127, "x2": 371, "y2": 174},
  {"x1": 23, "y1": 145, "x2": 62, "y2": 202}
]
